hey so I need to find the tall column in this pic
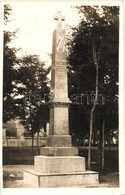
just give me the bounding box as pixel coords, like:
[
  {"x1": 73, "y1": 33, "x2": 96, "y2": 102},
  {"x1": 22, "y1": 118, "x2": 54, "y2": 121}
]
[
  {"x1": 51, "y1": 11, "x2": 69, "y2": 103},
  {"x1": 48, "y1": 11, "x2": 71, "y2": 146},
  {"x1": 49, "y1": 11, "x2": 70, "y2": 138},
  {"x1": 40, "y1": 11, "x2": 77, "y2": 155}
]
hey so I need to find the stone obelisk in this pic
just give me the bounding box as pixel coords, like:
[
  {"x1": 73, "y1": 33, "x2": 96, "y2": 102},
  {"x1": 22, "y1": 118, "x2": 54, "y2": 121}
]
[
  {"x1": 24, "y1": 11, "x2": 99, "y2": 187},
  {"x1": 40, "y1": 11, "x2": 77, "y2": 156}
]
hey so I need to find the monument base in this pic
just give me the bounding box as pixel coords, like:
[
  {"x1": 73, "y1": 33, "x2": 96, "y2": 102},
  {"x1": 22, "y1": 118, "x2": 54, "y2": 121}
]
[
  {"x1": 24, "y1": 169, "x2": 99, "y2": 187},
  {"x1": 23, "y1": 156, "x2": 99, "y2": 187},
  {"x1": 40, "y1": 146, "x2": 78, "y2": 156}
]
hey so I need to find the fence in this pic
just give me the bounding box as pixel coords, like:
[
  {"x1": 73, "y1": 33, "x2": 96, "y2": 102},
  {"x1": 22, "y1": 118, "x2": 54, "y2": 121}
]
[{"x1": 3, "y1": 136, "x2": 47, "y2": 147}]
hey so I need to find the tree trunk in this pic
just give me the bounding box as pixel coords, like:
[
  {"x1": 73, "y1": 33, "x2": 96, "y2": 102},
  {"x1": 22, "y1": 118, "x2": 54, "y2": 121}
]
[
  {"x1": 37, "y1": 131, "x2": 40, "y2": 155},
  {"x1": 83, "y1": 136, "x2": 85, "y2": 146},
  {"x1": 88, "y1": 40, "x2": 99, "y2": 170},
  {"x1": 88, "y1": 110, "x2": 94, "y2": 169},
  {"x1": 101, "y1": 120, "x2": 105, "y2": 172},
  {"x1": 31, "y1": 131, "x2": 34, "y2": 155},
  {"x1": 44, "y1": 123, "x2": 47, "y2": 136},
  {"x1": 98, "y1": 120, "x2": 105, "y2": 172}
]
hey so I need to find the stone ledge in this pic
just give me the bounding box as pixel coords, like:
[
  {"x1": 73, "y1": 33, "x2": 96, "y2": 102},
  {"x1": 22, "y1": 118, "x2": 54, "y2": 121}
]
[
  {"x1": 40, "y1": 146, "x2": 78, "y2": 156},
  {"x1": 47, "y1": 135, "x2": 72, "y2": 147},
  {"x1": 24, "y1": 169, "x2": 99, "y2": 187},
  {"x1": 24, "y1": 169, "x2": 98, "y2": 176},
  {"x1": 49, "y1": 101, "x2": 71, "y2": 108}
]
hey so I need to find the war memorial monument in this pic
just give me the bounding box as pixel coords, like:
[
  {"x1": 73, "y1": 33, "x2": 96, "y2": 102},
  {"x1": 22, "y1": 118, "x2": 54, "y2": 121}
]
[{"x1": 23, "y1": 11, "x2": 99, "y2": 187}]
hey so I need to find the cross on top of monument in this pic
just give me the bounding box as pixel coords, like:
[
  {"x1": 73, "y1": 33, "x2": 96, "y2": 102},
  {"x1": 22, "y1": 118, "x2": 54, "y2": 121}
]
[{"x1": 54, "y1": 11, "x2": 65, "y2": 28}]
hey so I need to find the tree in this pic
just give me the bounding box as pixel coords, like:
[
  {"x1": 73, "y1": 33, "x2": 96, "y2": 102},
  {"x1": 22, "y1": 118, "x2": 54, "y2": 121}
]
[
  {"x1": 68, "y1": 6, "x2": 119, "y2": 170},
  {"x1": 14, "y1": 54, "x2": 50, "y2": 153},
  {"x1": 3, "y1": 5, "x2": 50, "y2": 154},
  {"x1": 3, "y1": 5, "x2": 20, "y2": 122}
]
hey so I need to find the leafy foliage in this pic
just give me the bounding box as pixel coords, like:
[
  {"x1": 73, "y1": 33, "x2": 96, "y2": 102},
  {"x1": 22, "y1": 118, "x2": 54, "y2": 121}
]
[
  {"x1": 15, "y1": 55, "x2": 50, "y2": 133},
  {"x1": 68, "y1": 6, "x2": 119, "y2": 140},
  {"x1": 3, "y1": 5, "x2": 20, "y2": 122}
]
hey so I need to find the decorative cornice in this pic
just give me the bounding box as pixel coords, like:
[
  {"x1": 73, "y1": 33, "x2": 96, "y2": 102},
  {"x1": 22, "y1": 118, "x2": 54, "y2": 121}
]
[{"x1": 48, "y1": 101, "x2": 71, "y2": 108}]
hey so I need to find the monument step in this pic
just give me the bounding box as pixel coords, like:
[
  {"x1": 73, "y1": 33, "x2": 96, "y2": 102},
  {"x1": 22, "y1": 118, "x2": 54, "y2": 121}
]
[
  {"x1": 24, "y1": 169, "x2": 99, "y2": 187},
  {"x1": 40, "y1": 146, "x2": 78, "y2": 156},
  {"x1": 47, "y1": 135, "x2": 72, "y2": 147},
  {"x1": 34, "y1": 156, "x2": 85, "y2": 173}
]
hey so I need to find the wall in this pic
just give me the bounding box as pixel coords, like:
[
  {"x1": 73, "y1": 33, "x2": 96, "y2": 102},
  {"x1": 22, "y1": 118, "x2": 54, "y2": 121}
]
[{"x1": 3, "y1": 137, "x2": 47, "y2": 147}]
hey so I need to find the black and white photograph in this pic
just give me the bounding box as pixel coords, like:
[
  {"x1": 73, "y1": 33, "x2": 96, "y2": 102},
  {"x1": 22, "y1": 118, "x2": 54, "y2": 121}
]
[{"x1": 1, "y1": 0, "x2": 124, "y2": 194}]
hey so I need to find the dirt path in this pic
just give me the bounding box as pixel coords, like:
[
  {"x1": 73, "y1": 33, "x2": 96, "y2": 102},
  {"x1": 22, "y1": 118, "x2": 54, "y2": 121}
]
[{"x1": 2, "y1": 165, "x2": 119, "y2": 188}]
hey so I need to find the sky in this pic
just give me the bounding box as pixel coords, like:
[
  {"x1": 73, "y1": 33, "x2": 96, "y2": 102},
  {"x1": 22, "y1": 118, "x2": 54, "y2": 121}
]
[
  {"x1": 4, "y1": 0, "x2": 123, "y2": 65},
  {"x1": 4, "y1": 1, "x2": 80, "y2": 66}
]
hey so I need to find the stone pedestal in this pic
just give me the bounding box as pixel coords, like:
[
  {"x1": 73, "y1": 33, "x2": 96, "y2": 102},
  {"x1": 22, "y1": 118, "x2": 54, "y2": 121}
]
[
  {"x1": 24, "y1": 156, "x2": 99, "y2": 187},
  {"x1": 24, "y1": 169, "x2": 98, "y2": 188},
  {"x1": 23, "y1": 11, "x2": 99, "y2": 187}
]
